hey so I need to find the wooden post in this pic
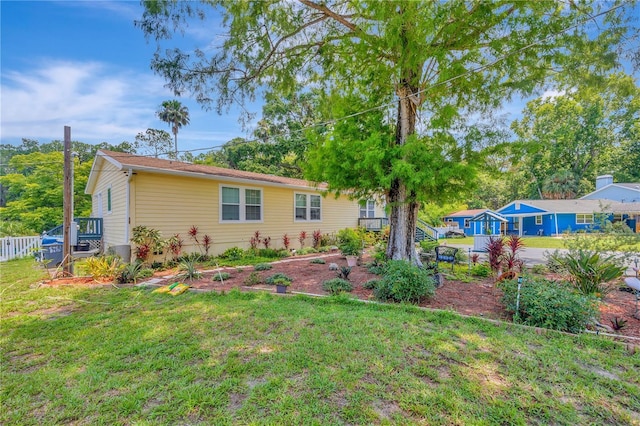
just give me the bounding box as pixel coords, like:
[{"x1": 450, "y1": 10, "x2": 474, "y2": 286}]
[{"x1": 63, "y1": 126, "x2": 72, "y2": 275}]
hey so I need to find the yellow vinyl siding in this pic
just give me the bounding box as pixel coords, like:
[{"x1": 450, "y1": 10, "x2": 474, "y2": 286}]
[
  {"x1": 130, "y1": 173, "x2": 360, "y2": 256},
  {"x1": 91, "y1": 160, "x2": 128, "y2": 249}
]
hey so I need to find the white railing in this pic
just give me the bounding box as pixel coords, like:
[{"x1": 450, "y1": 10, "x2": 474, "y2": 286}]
[{"x1": 0, "y1": 236, "x2": 41, "y2": 262}]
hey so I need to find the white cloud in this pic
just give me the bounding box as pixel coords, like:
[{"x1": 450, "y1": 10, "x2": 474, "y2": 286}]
[{"x1": 0, "y1": 60, "x2": 170, "y2": 144}]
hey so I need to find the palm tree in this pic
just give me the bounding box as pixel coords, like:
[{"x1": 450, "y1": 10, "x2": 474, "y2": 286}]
[{"x1": 157, "y1": 100, "x2": 190, "y2": 157}]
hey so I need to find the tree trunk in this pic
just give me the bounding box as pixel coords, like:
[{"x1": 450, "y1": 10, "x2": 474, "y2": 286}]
[{"x1": 386, "y1": 79, "x2": 422, "y2": 265}]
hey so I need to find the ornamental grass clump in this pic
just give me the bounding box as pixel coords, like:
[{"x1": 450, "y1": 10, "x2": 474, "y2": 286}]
[{"x1": 322, "y1": 278, "x2": 353, "y2": 295}]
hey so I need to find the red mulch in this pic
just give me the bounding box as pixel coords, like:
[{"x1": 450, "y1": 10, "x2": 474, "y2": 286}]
[{"x1": 43, "y1": 253, "x2": 640, "y2": 340}]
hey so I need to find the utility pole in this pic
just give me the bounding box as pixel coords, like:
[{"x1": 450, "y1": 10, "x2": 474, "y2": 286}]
[{"x1": 63, "y1": 126, "x2": 72, "y2": 276}]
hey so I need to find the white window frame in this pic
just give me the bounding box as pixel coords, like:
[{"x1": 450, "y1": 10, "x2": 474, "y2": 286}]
[
  {"x1": 359, "y1": 199, "x2": 376, "y2": 218},
  {"x1": 535, "y1": 215, "x2": 542, "y2": 225},
  {"x1": 294, "y1": 193, "x2": 322, "y2": 222},
  {"x1": 219, "y1": 185, "x2": 263, "y2": 223},
  {"x1": 576, "y1": 214, "x2": 593, "y2": 225}
]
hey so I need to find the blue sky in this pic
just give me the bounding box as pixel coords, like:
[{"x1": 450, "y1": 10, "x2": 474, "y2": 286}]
[
  {"x1": 2, "y1": 1, "x2": 638, "y2": 155},
  {"x1": 1, "y1": 0, "x2": 249, "y2": 153}
]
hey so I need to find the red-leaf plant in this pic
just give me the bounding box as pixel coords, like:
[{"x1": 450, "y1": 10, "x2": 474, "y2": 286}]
[
  {"x1": 485, "y1": 236, "x2": 505, "y2": 275},
  {"x1": 202, "y1": 234, "x2": 212, "y2": 256},
  {"x1": 282, "y1": 234, "x2": 291, "y2": 250},
  {"x1": 299, "y1": 231, "x2": 307, "y2": 249},
  {"x1": 167, "y1": 234, "x2": 184, "y2": 260},
  {"x1": 263, "y1": 236, "x2": 271, "y2": 249},
  {"x1": 503, "y1": 235, "x2": 525, "y2": 272},
  {"x1": 250, "y1": 231, "x2": 261, "y2": 250},
  {"x1": 312, "y1": 230, "x2": 322, "y2": 249}
]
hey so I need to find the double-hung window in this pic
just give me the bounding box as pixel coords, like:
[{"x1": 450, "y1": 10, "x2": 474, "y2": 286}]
[
  {"x1": 359, "y1": 200, "x2": 376, "y2": 218},
  {"x1": 295, "y1": 193, "x2": 321, "y2": 221},
  {"x1": 535, "y1": 215, "x2": 542, "y2": 225},
  {"x1": 576, "y1": 214, "x2": 593, "y2": 225},
  {"x1": 221, "y1": 186, "x2": 262, "y2": 222}
]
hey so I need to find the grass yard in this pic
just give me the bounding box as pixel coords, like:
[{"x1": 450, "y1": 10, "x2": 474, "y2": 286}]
[{"x1": 2, "y1": 258, "x2": 640, "y2": 425}]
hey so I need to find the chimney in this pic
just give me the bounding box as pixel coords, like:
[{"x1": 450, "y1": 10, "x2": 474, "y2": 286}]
[{"x1": 595, "y1": 174, "x2": 613, "y2": 190}]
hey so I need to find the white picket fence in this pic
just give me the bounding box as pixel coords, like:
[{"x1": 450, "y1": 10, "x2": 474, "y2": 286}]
[{"x1": 0, "y1": 236, "x2": 41, "y2": 262}]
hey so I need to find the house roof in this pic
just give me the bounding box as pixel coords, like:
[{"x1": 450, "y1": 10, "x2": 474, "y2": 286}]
[
  {"x1": 445, "y1": 209, "x2": 487, "y2": 218},
  {"x1": 500, "y1": 199, "x2": 640, "y2": 215},
  {"x1": 580, "y1": 182, "x2": 640, "y2": 200},
  {"x1": 86, "y1": 150, "x2": 327, "y2": 193},
  {"x1": 470, "y1": 210, "x2": 507, "y2": 222}
]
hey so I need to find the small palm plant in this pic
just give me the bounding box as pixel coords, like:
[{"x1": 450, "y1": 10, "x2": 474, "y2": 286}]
[{"x1": 551, "y1": 250, "x2": 625, "y2": 297}]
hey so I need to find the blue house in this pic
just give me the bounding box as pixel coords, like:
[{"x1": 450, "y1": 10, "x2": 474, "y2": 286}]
[
  {"x1": 443, "y1": 209, "x2": 487, "y2": 236},
  {"x1": 496, "y1": 199, "x2": 640, "y2": 236}
]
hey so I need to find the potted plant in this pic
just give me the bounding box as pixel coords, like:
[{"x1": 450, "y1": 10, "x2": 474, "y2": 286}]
[{"x1": 273, "y1": 277, "x2": 291, "y2": 294}]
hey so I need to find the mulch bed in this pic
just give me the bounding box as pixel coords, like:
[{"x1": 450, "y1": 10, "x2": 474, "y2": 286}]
[{"x1": 144, "y1": 252, "x2": 640, "y2": 340}]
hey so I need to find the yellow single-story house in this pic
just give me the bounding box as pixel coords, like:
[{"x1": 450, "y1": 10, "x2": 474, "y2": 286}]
[{"x1": 85, "y1": 150, "x2": 384, "y2": 259}]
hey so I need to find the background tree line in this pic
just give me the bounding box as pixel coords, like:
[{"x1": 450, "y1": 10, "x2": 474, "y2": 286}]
[{"x1": 1, "y1": 73, "x2": 638, "y2": 236}]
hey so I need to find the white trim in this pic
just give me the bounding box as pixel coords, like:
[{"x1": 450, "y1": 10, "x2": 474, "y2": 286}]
[
  {"x1": 219, "y1": 184, "x2": 264, "y2": 223},
  {"x1": 535, "y1": 215, "x2": 542, "y2": 225},
  {"x1": 576, "y1": 213, "x2": 594, "y2": 225},
  {"x1": 125, "y1": 169, "x2": 132, "y2": 244},
  {"x1": 294, "y1": 192, "x2": 322, "y2": 222}
]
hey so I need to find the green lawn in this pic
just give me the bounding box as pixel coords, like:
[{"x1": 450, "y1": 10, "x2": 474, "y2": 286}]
[{"x1": 2, "y1": 258, "x2": 639, "y2": 425}]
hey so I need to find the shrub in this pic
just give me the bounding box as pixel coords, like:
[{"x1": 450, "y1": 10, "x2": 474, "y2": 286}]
[
  {"x1": 254, "y1": 263, "x2": 273, "y2": 271},
  {"x1": 296, "y1": 247, "x2": 317, "y2": 255},
  {"x1": 471, "y1": 263, "x2": 491, "y2": 277},
  {"x1": 374, "y1": 260, "x2": 436, "y2": 304},
  {"x1": 547, "y1": 250, "x2": 625, "y2": 297},
  {"x1": 257, "y1": 248, "x2": 287, "y2": 258},
  {"x1": 337, "y1": 228, "x2": 363, "y2": 256},
  {"x1": 243, "y1": 271, "x2": 262, "y2": 286},
  {"x1": 498, "y1": 277, "x2": 599, "y2": 333},
  {"x1": 220, "y1": 247, "x2": 244, "y2": 260},
  {"x1": 85, "y1": 255, "x2": 122, "y2": 282},
  {"x1": 419, "y1": 239, "x2": 438, "y2": 254},
  {"x1": 530, "y1": 264, "x2": 547, "y2": 275},
  {"x1": 322, "y1": 278, "x2": 353, "y2": 295},
  {"x1": 363, "y1": 279, "x2": 380, "y2": 290},
  {"x1": 310, "y1": 258, "x2": 326, "y2": 264},
  {"x1": 212, "y1": 272, "x2": 231, "y2": 281},
  {"x1": 282, "y1": 234, "x2": 291, "y2": 250},
  {"x1": 265, "y1": 273, "x2": 293, "y2": 285}
]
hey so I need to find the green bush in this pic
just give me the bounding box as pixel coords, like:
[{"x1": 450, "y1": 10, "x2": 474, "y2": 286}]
[
  {"x1": 337, "y1": 228, "x2": 363, "y2": 256},
  {"x1": 296, "y1": 247, "x2": 318, "y2": 255},
  {"x1": 419, "y1": 238, "x2": 438, "y2": 254},
  {"x1": 243, "y1": 271, "x2": 262, "y2": 286},
  {"x1": 374, "y1": 260, "x2": 436, "y2": 304},
  {"x1": 254, "y1": 263, "x2": 273, "y2": 271},
  {"x1": 265, "y1": 273, "x2": 293, "y2": 285},
  {"x1": 310, "y1": 258, "x2": 326, "y2": 264},
  {"x1": 471, "y1": 263, "x2": 491, "y2": 277},
  {"x1": 530, "y1": 264, "x2": 547, "y2": 275},
  {"x1": 498, "y1": 277, "x2": 599, "y2": 333},
  {"x1": 212, "y1": 272, "x2": 231, "y2": 281},
  {"x1": 322, "y1": 278, "x2": 353, "y2": 295},
  {"x1": 363, "y1": 279, "x2": 380, "y2": 290},
  {"x1": 220, "y1": 247, "x2": 244, "y2": 260}
]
